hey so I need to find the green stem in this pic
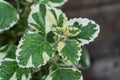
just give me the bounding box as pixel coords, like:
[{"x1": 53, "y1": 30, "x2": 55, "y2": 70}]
[
  {"x1": 15, "y1": 0, "x2": 20, "y2": 13},
  {"x1": 22, "y1": 1, "x2": 30, "y2": 18}
]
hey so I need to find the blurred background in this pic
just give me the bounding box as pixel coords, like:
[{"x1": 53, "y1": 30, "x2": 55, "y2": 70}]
[{"x1": 62, "y1": 0, "x2": 120, "y2": 80}]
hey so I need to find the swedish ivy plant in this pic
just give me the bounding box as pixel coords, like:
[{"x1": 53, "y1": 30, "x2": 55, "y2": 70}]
[{"x1": 0, "y1": 0, "x2": 100, "y2": 80}]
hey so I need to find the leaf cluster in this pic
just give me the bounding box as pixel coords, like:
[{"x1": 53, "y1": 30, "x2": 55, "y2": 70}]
[{"x1": 0, "y1": 0, "x2": 100, "y2": 80}]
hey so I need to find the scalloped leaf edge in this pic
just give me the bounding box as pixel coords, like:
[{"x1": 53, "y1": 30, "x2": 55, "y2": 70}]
[
  {"x1": 68, "y1": 18, "x2": 100, "y2": 45},
  {"x1": 46, "y1": 68, "x2": 83, "y2": 80},
  {"x1": 0, "y1": 0, "x2": 19, "y2": 33}
]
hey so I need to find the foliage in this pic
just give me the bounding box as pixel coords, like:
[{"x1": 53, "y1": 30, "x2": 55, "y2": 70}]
[{"x1": 0, "y1": 0, "x2": 100, "y2": 80}]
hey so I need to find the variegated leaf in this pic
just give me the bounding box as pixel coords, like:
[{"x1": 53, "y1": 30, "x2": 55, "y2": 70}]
[
  {"x1": 54, "y1": 27, "x2": 80, "y2": 37},
  {"x1": 0, "y1": 44, "x2": 16, "y2": 63},
  {"x1": 79, "y1": 47, "x2": 90, "y2": 69},
  {"x1": 0, "y1": 58, "x2": 31, "y2": 80},
  {"x1": 46, "y1": 68, "x2": 83, "y2": 80},
  {"x1": 16, "y1": 32, "x2": 54, "y2": 68},
  {"x1": 0, "y1": 0, "x2": 19, "y2": 33},
  {"x1": 0, "y1": 44, "x2": 31, "y2": 80},
  {"x1": 57, "y1": 39, "x2": 82, "y2": 64},
  {"x1": 28, "y1": 3, "x2": 67, "y2": 34},
  {"x1": 40, "y1": 0, "x2": 68, "y2": 7},
  {"x1": 68, "y1": 18, "x2": 100, "y2": 45}
]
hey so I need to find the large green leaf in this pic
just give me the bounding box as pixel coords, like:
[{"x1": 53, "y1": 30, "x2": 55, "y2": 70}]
[
  {"x1": 46, "y1": 68, "x2": 83, "y2": 80},
  {"x1": 68, "y1": 18, "x2": 100, "y2": 45},
  {"x1": 0, "y1": 0, "x2": 19, "y2": 33},
  {"x1": 0, "y1": 44, "x2": 31, "y2": 80},
  {"x1": 28, "y1": 3, "x2": 67, "y2": 34},
  {"x1": 0, "y1": 59, "x2": 31, "y2": 80},
  {"x1": 57, "y1": 40, "x2": 82, "y2": 64},
  {"x1": 79, "y1": 47, "x2": 90, "y2": 69},
  {"x1": 16, "y1": 32, "x2": 54, "y2": 68}
]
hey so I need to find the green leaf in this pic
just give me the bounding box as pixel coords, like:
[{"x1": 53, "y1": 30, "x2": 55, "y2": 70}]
[
  {"x1": 47, "y1": 31, "x2": 55, "y2": 43},
  {"x1": 49, "y1": 8, "x2": 67, "y2": 28},
  {"x1": 49, "y1": 0, "x2": 68, "y2": 7},
  {"x1": 54, "y1": 27, "x2": 80, "y2": 37},
  {"x1": 0, "y1": 46, "x2": 7, "y2": 63},
  {"x1": 79, "y1": 47, "x2": 90, "y2": 69},
  {"x1": 68, "y1": 18, "x2": 100, "y2": 45},
  {"x1": 0, "y1": 0, "x2": 19, "y2": 33},
  {"x1": 28, "y1": 3, "x2": 67, "y2": 34},
  {"x1": 0, "y1": 44, "x2": 16, "y2": 63},
  {"x1": 28, "y1": 4, "x2": 46, "y2": 34},
  {"x1": 0, "y1": 59, "x2": 31, "y2": 80},
  {"x1": 50, "y1": 0, "x2": 64, "y2": 3},
  {"x1": 57, "y1": 40, "x2": 81, "y2": 64},
  {"x1": 16, "y1": 32, "x2": 54, "y2": 68},
  {"x1": 46, "y1": 68, "x2": 83, "y2": 80},
  {"x1": 39, "y1": 0, "x2": 68, "y2": 7},
  {"x1": 0, "y1": 45, "x2": 31, "y2": 80},
  {"x1": 57, "y1": 14, "x2": 64, "y2": 27}
]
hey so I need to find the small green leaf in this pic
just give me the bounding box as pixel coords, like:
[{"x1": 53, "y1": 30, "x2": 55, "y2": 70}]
[
  {"x1": 16, "y1": 32, "x2": 54, "y2": 68},
  {"x1": 57, "y1": 40, "x2": 81, "y2": 64},
  {"x1": 57, "y1": 14, "x2": 64, "y2": 27},
  {"x1": 0, "y1": 59, "x2": 31, "y2": 80},
  {"x1": 68, "y1": 18, "x2": 100, "y2": 45},
  {"x1": 50, "y1": 9, "x2": 57, "y2": 20},
  {"x1": 47, "y1": 31, "x2": 55, "y2": 43},
  {"x1": 54, "y1": 27, "x2": 80, "y2": 37},
  {"x1": 46, "y1": 68, "x2": 83, "y2": 80},
  {"x1": 0, "y1": 0, "x2": 19, "y2": 33},
  {"x1": 79, "y1": 47, "x2": 90, "y2": 69}
]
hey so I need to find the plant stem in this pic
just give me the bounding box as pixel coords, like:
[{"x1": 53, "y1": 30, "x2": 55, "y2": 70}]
[
  {"x1": 15, "y1": 0, "x2": 20, "y2": 13},
  {"x1": 22, "y1": 1, "x2": 30, "y2": 18}
]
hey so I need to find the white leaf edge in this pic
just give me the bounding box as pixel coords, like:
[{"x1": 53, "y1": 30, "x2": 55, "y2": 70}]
[
  {"x1": 0, "y1": 58, "x2": 16, "y2": 66},
  {"x1": 28, "y1": 4, "x2": 53, "y2": 34},
  {"x1": 0, "y1": 58, "x2": 31, "y2": 80},
  {"x1": 9, "y1": 72, "x2": 31, "y2": 80},
  {"x1": 79, "y1": 48, "x2": 91, "y2": 68},
  {"x1": 28, "y1": 3, "x2": 67, "y2": 34},
  {"x1": 57, "y1": 40, "x2": 82, "y2": 64},
  {"x1": 15, "y1": 32, "x2": 52, "y2": 68},
  {"x1": 0, "y1": 52, "x2": 7, "y2": 64},
  {"x1": 0, "y1": 0, "x2": 19, "y2": 33},
  {"x1": 48, "y1": 0, "x2": 68, "y2": 7},
  {"x1": 68, "y1": 18, "x2": 100, "y2": 45},
  {"x1": 46, "y1": 68, "x2": 83, "y2": 80},
  {"x1": 28, "y1": 4, "x2": 40, "y2": 32},
  {"x1": 0, "y1": 45, "x2": 14, "y2": 64}
]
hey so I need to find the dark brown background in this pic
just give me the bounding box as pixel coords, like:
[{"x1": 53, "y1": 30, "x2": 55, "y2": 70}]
[{"x1": 62, "y1": 0, "x2": 120, "y2": 80}]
